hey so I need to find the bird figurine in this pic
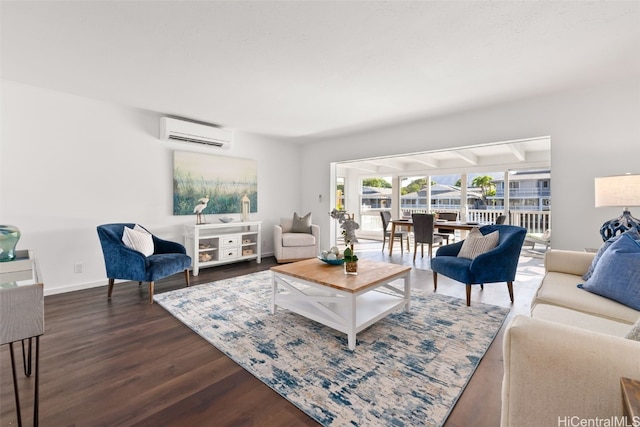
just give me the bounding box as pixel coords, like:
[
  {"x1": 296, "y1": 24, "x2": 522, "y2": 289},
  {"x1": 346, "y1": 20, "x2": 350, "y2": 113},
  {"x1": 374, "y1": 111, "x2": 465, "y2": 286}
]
[{"x1": 194, "y1": 196, "x2": 210, "y2": 224}]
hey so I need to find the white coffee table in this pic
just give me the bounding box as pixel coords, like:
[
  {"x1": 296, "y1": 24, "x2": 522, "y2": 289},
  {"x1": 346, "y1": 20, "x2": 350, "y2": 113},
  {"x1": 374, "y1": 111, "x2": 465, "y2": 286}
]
[{"x1": 271, "y1": 258, "x2": 411, "y2": 350}]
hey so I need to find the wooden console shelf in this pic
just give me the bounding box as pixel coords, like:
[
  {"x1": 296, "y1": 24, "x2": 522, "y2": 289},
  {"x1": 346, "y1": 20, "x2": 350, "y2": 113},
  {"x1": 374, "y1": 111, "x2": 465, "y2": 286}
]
[{"x1": 184, "y1": 221, "x2": 262, "y2": 276}]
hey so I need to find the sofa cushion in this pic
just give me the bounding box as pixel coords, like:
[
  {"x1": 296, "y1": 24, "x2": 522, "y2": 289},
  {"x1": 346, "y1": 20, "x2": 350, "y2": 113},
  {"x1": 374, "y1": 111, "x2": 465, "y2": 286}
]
[
  {"x1": 532, "y1": 303, "x2": 633, "y2": 337},
  {"x1": 457, "y1": 228, "x2": 499, "y2": 260},
  {"x1": 626, "y1": 317, "x2": 640, "y2": 341},
  {"x1": 583, "y1": 227, "x2": 640, "y2": 281},
  {"x1": 579, "y1": 234, "x2": 640, "y2": 311},
  {"x1": 282, "y1": 232, "x2": 316, "y2": 247},
  {"x1": 533, "y1": 271, "x2": 640, "y2": 324},
  {"x1": 291, "y1": 212, "x2": 312, "y2": 233},
  {"x1": 122, "y1": 224, "x2": 154, "y2": 256}
]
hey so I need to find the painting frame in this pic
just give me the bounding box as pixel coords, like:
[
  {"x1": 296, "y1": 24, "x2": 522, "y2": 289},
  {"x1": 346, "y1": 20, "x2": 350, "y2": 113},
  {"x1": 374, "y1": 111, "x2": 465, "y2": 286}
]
[{"x1": 173, "y1": 151, "x2": 257, "y2": 216}]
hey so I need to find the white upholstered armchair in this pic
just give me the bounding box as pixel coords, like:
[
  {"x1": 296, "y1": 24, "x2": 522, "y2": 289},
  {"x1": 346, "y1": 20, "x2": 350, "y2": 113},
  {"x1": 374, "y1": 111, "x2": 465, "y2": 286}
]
[{"x1": 273, "y1": 216, "x2": 320, "y2": 263}]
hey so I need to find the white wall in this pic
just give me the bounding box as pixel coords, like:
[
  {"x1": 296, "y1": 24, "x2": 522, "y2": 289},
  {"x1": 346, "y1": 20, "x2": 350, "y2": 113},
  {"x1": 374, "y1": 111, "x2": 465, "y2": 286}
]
[
  {"x1": 3, "y1": 76, "x2": 638, "y2": 294},
  {"x1": 0, "y1": 81, "x2": 303, "y2": 294},
  {"x1": 300, "y1": 76, "x2": 640, "y2": 252}
]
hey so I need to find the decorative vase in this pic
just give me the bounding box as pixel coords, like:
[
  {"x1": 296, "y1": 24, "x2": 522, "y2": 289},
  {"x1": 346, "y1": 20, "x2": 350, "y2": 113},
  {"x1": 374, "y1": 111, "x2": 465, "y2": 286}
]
[
  {"x1": 0, "y1": 224, "x2": 21, "y2": 262},
  {"x1": 344, "y1": 261, "x2": 358, "y2": 275}
]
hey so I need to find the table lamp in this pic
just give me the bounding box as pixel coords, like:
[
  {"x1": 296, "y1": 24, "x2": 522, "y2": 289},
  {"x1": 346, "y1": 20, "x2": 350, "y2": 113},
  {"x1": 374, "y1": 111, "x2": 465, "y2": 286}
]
[{"x1": 594, "y1": 173, "x2": 640, "y2": 241}]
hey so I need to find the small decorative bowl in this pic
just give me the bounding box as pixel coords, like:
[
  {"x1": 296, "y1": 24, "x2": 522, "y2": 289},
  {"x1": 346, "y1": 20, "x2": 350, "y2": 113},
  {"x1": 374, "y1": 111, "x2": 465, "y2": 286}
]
[
  {"x1": 318, "y1": 256, "x2": 344, "y2": 265},
  {"x1": 219, "y1": 217, "x2": 234, "y2": 223}
]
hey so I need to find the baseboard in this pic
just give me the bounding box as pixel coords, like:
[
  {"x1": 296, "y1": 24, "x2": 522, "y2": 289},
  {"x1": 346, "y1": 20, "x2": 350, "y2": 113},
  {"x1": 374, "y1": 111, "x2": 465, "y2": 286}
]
[
  {"x1": 44, "y1": 279, "x2": 124, "y2": 296},
  {"x1": 43, "y1": 253, "x2": 275, "y2": 296}
]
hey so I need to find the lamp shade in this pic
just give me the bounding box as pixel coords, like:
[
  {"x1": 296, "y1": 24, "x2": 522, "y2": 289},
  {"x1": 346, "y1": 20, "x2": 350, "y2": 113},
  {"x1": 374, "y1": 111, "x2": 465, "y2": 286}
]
[{"x1": 594, "y1": 174, "x2": 640, "y2": 208}]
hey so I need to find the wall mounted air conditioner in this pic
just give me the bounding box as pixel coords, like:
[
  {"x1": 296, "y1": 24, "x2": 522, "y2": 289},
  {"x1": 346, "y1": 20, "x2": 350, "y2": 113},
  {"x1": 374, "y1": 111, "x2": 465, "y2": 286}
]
[{"x1": 160, "y1": 117, "x2": 233, "y2": 148}]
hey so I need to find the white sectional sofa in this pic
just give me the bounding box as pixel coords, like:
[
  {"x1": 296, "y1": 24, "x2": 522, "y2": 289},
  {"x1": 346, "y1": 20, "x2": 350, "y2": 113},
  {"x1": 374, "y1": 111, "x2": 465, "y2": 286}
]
[{"x1": 501, "y1": 249, "x2": 640, "y2": 427}]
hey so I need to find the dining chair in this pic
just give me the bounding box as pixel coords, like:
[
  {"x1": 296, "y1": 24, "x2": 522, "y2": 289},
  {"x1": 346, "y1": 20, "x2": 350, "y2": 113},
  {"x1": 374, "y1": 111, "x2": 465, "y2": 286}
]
[
  {"x1": 411, "y1": 213, "x2": 444, "y2": 261},
  {"x1": 435, "y1": 212, "x2": 458, "y2": 243},
  {"x1": 380, "y1": 211, "x2": 409, "y2": 254}
]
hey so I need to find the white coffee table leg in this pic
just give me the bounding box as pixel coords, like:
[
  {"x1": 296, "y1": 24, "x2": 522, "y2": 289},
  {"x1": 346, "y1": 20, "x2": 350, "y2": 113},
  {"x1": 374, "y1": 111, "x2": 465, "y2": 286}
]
[
  {"x1": 348, "y1": 294, "x2": 357, "y2": 350},
  {"x1": 404, "y1": 274, "x2": 411, "y2": 312},
  {"x1": 271, "y1": 272, "x2": 277, "y2": 314}
]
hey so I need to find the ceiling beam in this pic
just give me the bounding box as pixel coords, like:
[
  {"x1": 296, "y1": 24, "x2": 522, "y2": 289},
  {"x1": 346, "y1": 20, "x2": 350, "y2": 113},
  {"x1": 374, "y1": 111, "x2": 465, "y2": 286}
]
[
  {"x1": 337, "y1": 163, "x2": 378, "y2": 174},
  {"x1": 367, "y1": 159, "x2": 404, "y2": 170},
  {"x1": 507, "y1": 144, "x2": 526, "y2": 161},
  {"x1": 452, "y1": 150, "x2": 478, "y2": 165},
  {"x1": 410, "y1": 155, "x2": 440, "y2": 168}
]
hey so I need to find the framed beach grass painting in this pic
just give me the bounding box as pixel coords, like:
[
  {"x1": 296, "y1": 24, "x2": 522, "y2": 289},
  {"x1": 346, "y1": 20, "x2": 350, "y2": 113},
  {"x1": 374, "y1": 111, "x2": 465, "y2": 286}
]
[{"x1": 173, "y1": 151, "x2": 257, "y2": 216}]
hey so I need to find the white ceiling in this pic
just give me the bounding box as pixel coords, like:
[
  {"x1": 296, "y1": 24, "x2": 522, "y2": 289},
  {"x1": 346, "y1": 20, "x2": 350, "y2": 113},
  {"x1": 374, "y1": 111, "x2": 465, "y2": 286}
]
[{"x1": 1, "y1": 1, "x2": 639, "y2": 139}]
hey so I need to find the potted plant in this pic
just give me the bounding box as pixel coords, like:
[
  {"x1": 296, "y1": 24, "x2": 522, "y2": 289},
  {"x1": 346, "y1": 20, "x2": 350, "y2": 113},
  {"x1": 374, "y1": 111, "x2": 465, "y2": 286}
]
[
  {"x1": 343, "y1": 243, "x2": 358, "y2": 275},
  {"x1": 330, "y1": 209, "x2": 360, "y2": 275}
]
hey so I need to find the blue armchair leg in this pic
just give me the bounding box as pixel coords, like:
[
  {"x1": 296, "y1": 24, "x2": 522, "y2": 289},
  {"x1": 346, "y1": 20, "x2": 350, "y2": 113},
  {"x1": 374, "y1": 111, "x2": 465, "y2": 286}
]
[
  {"x1": 107, "y1": 278, "x2": 115, "y2": 299},
  {"x1": 507, "y1": 281, "x2": 514, "y2": 303},
  {"x1": 432, "y1": 272, "x2": 437, "y2": 291},
  {"x1": 148, "y1": 282, "x2": 154, "y2": 304},
  {"x1": 465, "y1": 284, "x2": 472, "y2": 306}
]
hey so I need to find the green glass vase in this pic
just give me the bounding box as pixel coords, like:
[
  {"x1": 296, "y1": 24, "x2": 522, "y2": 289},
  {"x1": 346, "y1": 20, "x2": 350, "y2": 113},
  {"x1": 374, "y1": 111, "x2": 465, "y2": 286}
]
[{"x1": 0, "y1": 225, "x2": 21, "y2": 262}]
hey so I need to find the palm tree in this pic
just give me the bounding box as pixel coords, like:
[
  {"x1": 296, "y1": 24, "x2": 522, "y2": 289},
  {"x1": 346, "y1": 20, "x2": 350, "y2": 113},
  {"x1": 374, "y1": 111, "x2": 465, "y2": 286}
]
[{"x1": 471, "y1": 175, "x2": 496, "y2": 203}]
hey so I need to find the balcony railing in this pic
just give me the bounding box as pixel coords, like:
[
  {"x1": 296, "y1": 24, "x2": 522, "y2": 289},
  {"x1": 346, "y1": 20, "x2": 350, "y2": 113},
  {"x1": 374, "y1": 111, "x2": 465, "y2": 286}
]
[
  {"x1": 357, "y1": 208, "x2": 550, "y2": 240},
  {"x1": 493, "y1": 188, "x2": 551, "y2": 197}
]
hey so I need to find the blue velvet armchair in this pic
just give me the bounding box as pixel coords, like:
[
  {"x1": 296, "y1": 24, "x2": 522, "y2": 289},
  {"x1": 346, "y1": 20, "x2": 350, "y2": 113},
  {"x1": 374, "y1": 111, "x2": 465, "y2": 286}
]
[
  {"x1": 431, "y1": 224, "x2": 526, "y2": 306},
  {"x1": 97, "y1": 223, "x2": 192, "y2": 304}
]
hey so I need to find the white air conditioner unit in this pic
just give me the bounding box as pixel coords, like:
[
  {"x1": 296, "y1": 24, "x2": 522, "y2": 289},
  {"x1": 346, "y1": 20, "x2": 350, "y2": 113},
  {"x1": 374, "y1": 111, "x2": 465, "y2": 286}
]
[{"x1": 160, "y1": 117, "x2": 232, "y2": 148}]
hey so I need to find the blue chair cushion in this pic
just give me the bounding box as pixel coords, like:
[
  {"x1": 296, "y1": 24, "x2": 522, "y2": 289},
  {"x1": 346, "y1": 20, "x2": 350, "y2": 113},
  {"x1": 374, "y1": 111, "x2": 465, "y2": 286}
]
[
  {"x1": 579, "y1": 233, "x2": 640, "y2": 311},
  {"x1": 145, "y1": 253, "x2": 192, "y2": 282},
  {"x1": 431, "y1": 256, "x2": 473, "y2": 284}
]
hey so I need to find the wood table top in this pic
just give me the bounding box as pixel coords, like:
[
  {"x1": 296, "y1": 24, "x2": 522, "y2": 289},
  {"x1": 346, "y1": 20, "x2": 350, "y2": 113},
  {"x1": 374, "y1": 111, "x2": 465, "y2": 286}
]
[
  {"x1": 392, "y1": 219, "x2": 485, "y2": 231},
  {"x1": 271, "y1": 258, "x2": 411, "y2": 293},
  {"x1": 621, "y1": 377, "x2": 640, "y2": 420}
]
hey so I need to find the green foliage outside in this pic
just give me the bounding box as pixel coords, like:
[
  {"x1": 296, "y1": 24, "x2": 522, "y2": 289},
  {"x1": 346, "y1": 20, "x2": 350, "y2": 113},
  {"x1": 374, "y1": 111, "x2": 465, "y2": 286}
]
[
  {"x1": 401, "y1": 178, "x2": 430, "y2": 195},
  {"x1": 471, "y1": 175, "x2": 496, "y2": 200},
  {"x1": 362, "y1": 178, "x2": 391, "y2": 188}
]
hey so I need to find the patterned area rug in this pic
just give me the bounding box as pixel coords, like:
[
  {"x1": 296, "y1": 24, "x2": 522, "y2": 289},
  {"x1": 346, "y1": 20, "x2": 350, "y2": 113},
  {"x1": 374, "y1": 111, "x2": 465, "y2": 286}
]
[{"x1": 154, "y1": 270, "x2": 509, "y2": 427}]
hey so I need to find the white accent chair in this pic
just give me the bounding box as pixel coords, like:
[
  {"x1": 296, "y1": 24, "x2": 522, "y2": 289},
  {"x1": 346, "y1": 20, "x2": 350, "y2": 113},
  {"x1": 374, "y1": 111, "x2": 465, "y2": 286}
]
[{"x1": 273, "y1": 218, "x2": 320, "y2": 263}]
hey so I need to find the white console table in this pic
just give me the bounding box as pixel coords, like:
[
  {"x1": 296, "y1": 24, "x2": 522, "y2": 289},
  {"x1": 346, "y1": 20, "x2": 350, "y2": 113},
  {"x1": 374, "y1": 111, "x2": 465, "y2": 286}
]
[{"x1": 184, "y1": 221, "x2": 262, "y2": 276}]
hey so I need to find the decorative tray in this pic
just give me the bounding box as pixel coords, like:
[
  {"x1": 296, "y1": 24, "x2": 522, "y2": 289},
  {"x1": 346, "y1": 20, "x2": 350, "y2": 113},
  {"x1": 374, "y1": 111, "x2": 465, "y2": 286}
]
[{"x1": 317, "y1": 256, "x2": 344, "y2": 265}]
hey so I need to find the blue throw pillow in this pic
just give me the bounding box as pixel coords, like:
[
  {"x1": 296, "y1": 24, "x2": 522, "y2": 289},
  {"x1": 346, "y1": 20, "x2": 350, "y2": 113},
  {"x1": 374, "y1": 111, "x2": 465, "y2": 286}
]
[
  {"x1": 578, "y1": 234, "x2": 640, "y2": 310},
  {"x1": 583, "y1": 228, "x2": 640, "y2": 281}
]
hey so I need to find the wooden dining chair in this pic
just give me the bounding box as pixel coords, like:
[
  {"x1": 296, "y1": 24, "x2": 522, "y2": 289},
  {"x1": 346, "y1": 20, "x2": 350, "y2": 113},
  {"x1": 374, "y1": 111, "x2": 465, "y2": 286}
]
[
  {"x1": 435, "y1": 212, "x2": 457, "y2": 243},
  {"x1": 380, "y1": 211, "x2": 409, "y2": 253},
  {"x1": 411, "y1": 213, "x2": 444, "y2": 261}
]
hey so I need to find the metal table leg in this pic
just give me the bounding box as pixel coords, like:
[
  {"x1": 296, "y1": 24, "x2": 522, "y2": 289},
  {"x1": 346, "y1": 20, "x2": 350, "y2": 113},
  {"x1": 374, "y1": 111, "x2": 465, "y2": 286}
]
[{"x1": 8, "y1": 336, "x2": 39, "y2": 427}]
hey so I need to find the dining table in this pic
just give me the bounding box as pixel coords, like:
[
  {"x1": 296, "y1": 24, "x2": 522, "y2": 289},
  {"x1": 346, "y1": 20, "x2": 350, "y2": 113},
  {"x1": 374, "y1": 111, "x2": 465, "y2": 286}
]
[{"x1": 388, "y1": 218, "x2": 486, "y2": 256}]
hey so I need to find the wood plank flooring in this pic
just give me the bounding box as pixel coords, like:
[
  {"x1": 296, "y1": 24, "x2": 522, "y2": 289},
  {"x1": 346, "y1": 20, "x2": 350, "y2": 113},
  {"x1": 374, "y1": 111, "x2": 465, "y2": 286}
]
[{"x1": 0, "y1": 241, "x2": 544, "y2": 426}]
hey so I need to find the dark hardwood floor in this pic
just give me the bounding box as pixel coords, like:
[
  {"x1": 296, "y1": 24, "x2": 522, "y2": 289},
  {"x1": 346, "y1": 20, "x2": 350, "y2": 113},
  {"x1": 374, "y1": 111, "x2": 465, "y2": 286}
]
[{"x1": 1, "y1": 242, "x2": 543, "y2": 426}]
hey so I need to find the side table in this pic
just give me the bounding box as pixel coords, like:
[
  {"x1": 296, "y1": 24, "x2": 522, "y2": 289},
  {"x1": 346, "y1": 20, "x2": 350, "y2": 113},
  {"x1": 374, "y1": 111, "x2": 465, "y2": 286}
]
[{"x1": 0, "y1": 250, "x2": 44, "y2": 426}]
